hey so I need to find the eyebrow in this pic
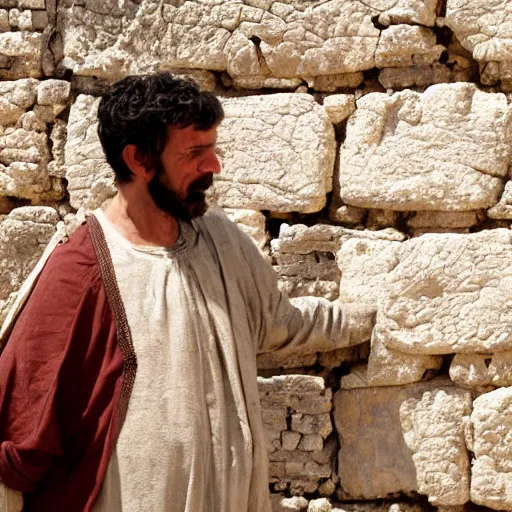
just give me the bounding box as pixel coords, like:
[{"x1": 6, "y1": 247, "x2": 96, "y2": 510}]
[{"x1": 178, "y1": 142, "x2": 216, "y2": 156}]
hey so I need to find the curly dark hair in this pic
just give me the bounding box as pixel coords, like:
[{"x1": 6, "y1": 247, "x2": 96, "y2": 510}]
[{"x1": 97, "y1": 72, "x2": 224, "y2": 183}]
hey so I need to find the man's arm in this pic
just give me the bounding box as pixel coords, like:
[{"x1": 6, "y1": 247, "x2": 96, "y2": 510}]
[{"x1": 231, "y1": 218, "x2": 376, "y2": 356}]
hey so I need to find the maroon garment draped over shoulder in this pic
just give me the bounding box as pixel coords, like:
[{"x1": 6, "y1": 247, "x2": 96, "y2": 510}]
[{"x1": 0, "y1": 220, "x2": 132, "y2": 511}]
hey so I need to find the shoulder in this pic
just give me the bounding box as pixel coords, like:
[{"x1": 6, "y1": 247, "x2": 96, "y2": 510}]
[{"x1": 28, "y1": 221, "x2": 103, "y2": 310}]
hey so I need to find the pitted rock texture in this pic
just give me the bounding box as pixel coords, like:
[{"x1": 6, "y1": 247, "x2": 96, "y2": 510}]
[
  {"x1": 59, "y1": 0, "x2": 441, "y2": 84},
  {"x1": 378, "y1": 229, "x2": 512, "y2": 355},
  {"x1": 449, "y1": 353, "x2": 512, "y2": 389},
  {"x1": 215, "y1": 94, "x2": 335, "y2": 213},
  {"x1": 336, "y1": 236, "x2": 401, "y2": 304},
  {"x1": 223, "y1": 208, "x2": 269, "y2": 255},
  {"x1": 471, "y1": 387, "x2": 512, "y2": 510},
  {"x1": 446, "y1": 0, "x2": 512, "y2": 90},
  {"x1": 399, "y1": 386, "x2": 472, "y2": 505},
  {"x1": 339, "y1": 83, "x2": 512, "y2": 211},
  {"x1": 0, "y1": 79, "x2": 66, "y2": 202},
  {"x1": 0, "y1": 206, "x2": 59, "y2": 323},
  {"x1": 259, "y1": 375, "x2": 335, "y2": 495},
  {"x1": 64, "y1": 94, "x2": 117, "y2": 211},
  {"x1": 0, "y1": 32, "x2": 42, "y2": 79},
  {"x1": 334, "y1": 379, "x2": 470, "y2": 502}
]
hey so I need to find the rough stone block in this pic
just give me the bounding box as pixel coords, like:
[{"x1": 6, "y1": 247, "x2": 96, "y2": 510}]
[
  {"x1": 339, "y1": 84, "x2": 511, "y2": 211},
  {"x1": 19, "y1": 0, "x2": 45, "y2": 8},
  {"x1": 378, "y1": 229, "x2": 512, "y2": 355},
  {"x1": 31, "y1": 9, "x2": 48, "y2": 30},
  {"x1": 271, "y1": 494, "x2": 309, "y2": 512},
  {"x1": 257, "y1": 350, "x2": 318, "y2": 370},
  {"x1": 308, "y1": 498, "x2": 332, "y2": 512},
  {"x1": 60, "y1": 0, "x2": 438, "y2": 85},
  {"x1": 471, "y1": 387, "x2": 512, "y2": 509},
  {"x1": 336, "y1": 237, "x2": 401, "y2": 304},
  {"x1": 488, "y1": 181, "x2": 512, "y2": 220},
  {"x1": 406, "y1": 211, "x2": 480, "y2": 229},
  {"x1": 446, "y1": 0, "x2": 512, "y2": 89},
  {"x1": 449, "y1": 353, "x2": 512, "y2": 389},
  {"x1": 214, "y1": 94, "x2": 335, "y2": 213},
  {"x1": 375, "y1": 26, "x2": 444, "y2": 68},
  {"x1": 334, "y1": 379, "x2": 471, "y2": 503},
  {"x1": 64, "y1": 94, "x2": 117, "y2": 210},
  {"x1": 0, "y1": 31, "x2": 42, "y2": 79},
  {"x1": 291, "y1": 413, "x2": 332, "y2": 439},
  {"x1": 399, "y1": 387, "x2": 472, "y2": 505},
  {"x1": 0, "y1": 78, "x2": 37, "y2": 109},
  {"x1": 323, "y1": 94, "x2": 356, "y2": 124},
  {"x1": 37, "y1": 79, "x2": 71, "y2": 106},
  {"x1": 378, "y1": 63, "x2": 471, "y2": 90},
  {"x1": 0, "y1": 206, "x2": 59, "y2": 323},
  {"x1": 0, "y1": 127, "x2": 62, "y2": 201}
]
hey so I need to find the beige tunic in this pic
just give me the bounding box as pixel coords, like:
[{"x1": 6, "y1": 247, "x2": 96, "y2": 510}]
[{"x1": 90, "y1": 206, "x2": 359, "y2": 512}]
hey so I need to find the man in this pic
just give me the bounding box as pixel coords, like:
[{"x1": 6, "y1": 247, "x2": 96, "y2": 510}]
[{"x1": 0, "y1": 73, "x2": 375, "y2": 511}]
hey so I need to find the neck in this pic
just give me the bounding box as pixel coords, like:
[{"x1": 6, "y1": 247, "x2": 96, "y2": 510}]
[{"x1": 103, "y1": 186, "x2": 180, "y2": 247}]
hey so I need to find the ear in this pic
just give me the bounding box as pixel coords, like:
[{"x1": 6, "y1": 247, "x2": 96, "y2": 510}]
[{"x1": 122, "y1": 145, "x2": 156, "y2": 182}]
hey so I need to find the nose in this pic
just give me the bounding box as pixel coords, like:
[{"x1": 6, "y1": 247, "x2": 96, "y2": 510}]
[{"x1": 199, "y1": 150, "x2": 221, "y2": 175}]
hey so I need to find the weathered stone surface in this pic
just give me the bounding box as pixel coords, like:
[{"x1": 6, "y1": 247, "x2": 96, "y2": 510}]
[
  {"x1": 214, "y1": 94, "x2": 335, "y2": 213},
  {"x1": 368, "y1": 326, "x2": 443, "y2": 387},
  {"x1": 334, "y1": 379, "x2": 470, "y2": 503},
  {"x1": 446, "y1": 0, "x2": 512, "y2": 89},
  {"x1": 260, "y1": 375, "x2": 336, "y2": 492},
  {"x1": 450, "y1": 353, "x2": 512, "y2": 389},
  {"x1": 257, "y1": 350, "x2": 318, "y2": 371},
  {"x1": 60, "y1": 0, "x2": 440, "y2": 83},
  {"x1": 331, "y1": 503, "x2": 425, "y2": 512},
  {"x1": 0, "y1": 206, "x2": 59, "y2": 323},
  {"x1": 323, "y1": 94, "x2": 356, "y2": 124},
  {"x1": 0, "y1": 127, "x2": 63, "y2": 201},
  {"x1": 488, "y1": 181, "x2": 512, "y2": 220},
  {"x1": 0, "y1": 78, "x2": 37, "y2": 109},
  {"x1": 306, "y1": 73, "x2": 364, "y2": 92},
  {"x1": 37, "y1": 79, "x2": 71, "y2": 106},
  {"x1": 337, "y1": 237, "x2": 401, "y2": 304},
  {"x1": 271, "y1": 494, "x2": 309, "y2": 512},
  {"x1": 378, "y1": 63, "x2": 471, "y2": 90},
  {"x1": 47, "y1": 119, "x2": 66, "y2": 178},
  {"x1": 378, "y1": 229, "x2": 512, "y2": 355},
  {"x1": 0, "y1": 31, "x2": 42, "y2": 79},
  {"x1": 308, "y1": 498, "x2": 332, "y2": 512},
  {"x1": 399, "y1": 387, "x2": 472, "y2": 505},
  {"x1": 471, "y1": 387, "x2": 512, "y2": 509},
  {"x1": 329, "y1": 202, "x2": 366, "y2": 226},
  {"x1": 64, "y1": 94, "x2": 117, "y2": 211},
  {"x1": 339, "y1": 84, "x2": 512, "y2": 211},
  {"x1": 406, "y1": 211, "x2": 480, "y2": 229},
  {"x1": 366, "y1": 209, "x2": 399, "y2": 230},
  {"x1": 375, "y1": 26, "x2": 443, "y2": 69}
]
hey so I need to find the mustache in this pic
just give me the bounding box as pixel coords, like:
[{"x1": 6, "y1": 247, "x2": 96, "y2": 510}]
[{"x1": 187, "y1": 173, "x2": 214, "y2": 201}]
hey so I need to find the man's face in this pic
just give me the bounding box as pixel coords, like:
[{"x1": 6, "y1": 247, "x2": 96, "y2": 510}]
[{"x1": 148, "y1": 125, "x2": 221, "y2": 221}]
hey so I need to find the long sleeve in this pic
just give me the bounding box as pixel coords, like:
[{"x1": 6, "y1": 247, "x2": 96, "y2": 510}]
[
  {"x1": 0, "y1": 270, "x2": 106, "y2": 492},
  {"x1": 231, "y1": 220, "x2": 375, "y2": 356}
]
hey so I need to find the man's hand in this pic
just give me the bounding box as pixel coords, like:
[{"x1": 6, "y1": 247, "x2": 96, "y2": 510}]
[{"x1": 341, "y1": 303, "x2": 377, "y2": 347}]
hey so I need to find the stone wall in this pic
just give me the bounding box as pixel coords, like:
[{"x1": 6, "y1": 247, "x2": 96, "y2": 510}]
[{"x1": 1, "y1": 1, "x2": 512, "y2": 510}]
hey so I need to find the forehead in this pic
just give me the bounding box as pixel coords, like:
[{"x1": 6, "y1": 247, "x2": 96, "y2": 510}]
[{"x1": 165, "y1": 124, "x2": 218, "y2": 149}]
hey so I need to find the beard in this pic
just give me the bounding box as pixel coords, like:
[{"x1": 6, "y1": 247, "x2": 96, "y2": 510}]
[{"x1": 148, "y1": 161, "x2": 213, "y2": 222}]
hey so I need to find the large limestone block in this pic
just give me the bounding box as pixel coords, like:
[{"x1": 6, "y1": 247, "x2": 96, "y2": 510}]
[
  {"x1": 399, "y1": 387, "x2": 472, "y2": 505},
  {"x1": 0, "y1": 206, "x2": 59, "y2": 323},
  {"x1": 488, "y1": 181, "x2": 512, "y2": 220},
  {"x1": 214, "y1": 94, "x2": 335, "y2": 213},
  {"x1": 378, "y1": 229, "x2": 512, "y2": 355},
  {"x1": 65, "y1": 94, "x2": 117, "y2": 211},
  {"x1": 446, "y1": 0, "x2": 512, "y2": 89},
  {"x1": 339, "y1": 84, "x2": 512, "y2": 211},
  {"x1": 471, "y1": 387, "x2": 512, "y2": 510},
  {"x1": 0, "y1": 31, "x2": 42, "y2": 79},
  {"x1": 334, "y1": 379, "x2": 471, "y2": 504},
  {"x1": 60, "y1": 0, "x2": 439, "y2": 84}
]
